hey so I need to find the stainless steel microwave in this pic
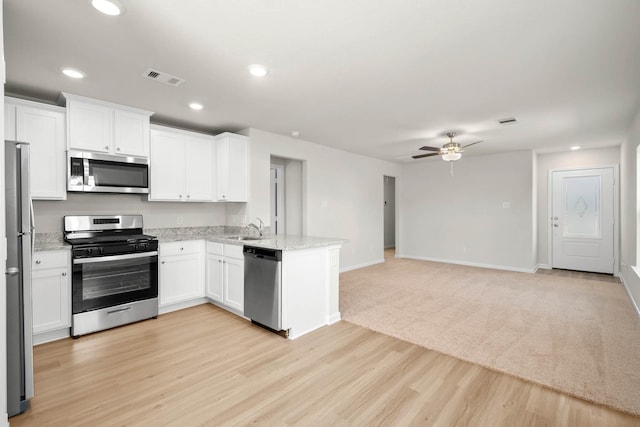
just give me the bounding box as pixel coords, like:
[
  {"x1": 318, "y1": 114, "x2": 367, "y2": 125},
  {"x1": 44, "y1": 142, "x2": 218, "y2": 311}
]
[{"x1": 67, "y1": 150, "x2": 149, "y2": 194}]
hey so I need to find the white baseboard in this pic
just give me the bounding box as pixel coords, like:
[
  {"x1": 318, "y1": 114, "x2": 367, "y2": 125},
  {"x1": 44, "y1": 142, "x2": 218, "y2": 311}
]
[
  {"x1": 159, "y1": 297, "x2": 208, "y2": 315},
  {"x1": 34, "y1": 328, "x2": 70, "y2": 345},
  {"x1": 621, "y1": 268, "x2": 640, "y2": 320},
  {"x1": 327, "y1": 312, "x2": 341, "y2": 324},
  {"x1": 340, "y1": 259, "x2": 385, "y2": 273},
  {"x1": 537, "y1": 264, "x2": 551, "y2": 271},
  {"x1": 2, "y1": 413, "x2": 7, "y2": 427},
  {"x1": 396, "y1": 254, "x2": 537, "y2": 274}
]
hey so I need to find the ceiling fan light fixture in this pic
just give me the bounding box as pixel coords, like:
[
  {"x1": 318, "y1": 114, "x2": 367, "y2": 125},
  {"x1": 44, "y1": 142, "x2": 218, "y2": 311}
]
[{"x1": 442, "y1": 152, "x2": 461, "y2": 162}]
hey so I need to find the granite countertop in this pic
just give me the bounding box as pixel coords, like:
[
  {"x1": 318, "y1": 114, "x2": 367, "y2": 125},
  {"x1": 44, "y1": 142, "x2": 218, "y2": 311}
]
[
  {"x1": 149, "y1": 227, "x2": 345, "y2": 250},
  {"x1": 34, "y1": 233, "x2": 70, "y2": 252},
  {"x1": 34, "y1": 227, "x2": 346, "y2": 253}
]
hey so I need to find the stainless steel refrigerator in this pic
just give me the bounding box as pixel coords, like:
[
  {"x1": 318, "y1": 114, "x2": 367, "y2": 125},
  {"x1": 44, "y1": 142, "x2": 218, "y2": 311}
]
[{"x1": 5, "y1": 140, "x2": 34, "y2": 416}]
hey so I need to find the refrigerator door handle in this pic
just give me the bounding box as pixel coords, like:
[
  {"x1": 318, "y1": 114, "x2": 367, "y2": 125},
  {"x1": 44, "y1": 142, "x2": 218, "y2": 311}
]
[
  {"x1": 5, "y1": 267, "x2": 20, "y2": 276},
  {"x1": 30, "y1": 198, "x2": 35, "y2": 255}
]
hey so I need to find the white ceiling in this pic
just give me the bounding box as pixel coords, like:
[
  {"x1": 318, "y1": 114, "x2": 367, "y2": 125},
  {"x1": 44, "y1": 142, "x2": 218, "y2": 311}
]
[{"x1": 4, "y1": 0, "x2": 640, "y2": 161}]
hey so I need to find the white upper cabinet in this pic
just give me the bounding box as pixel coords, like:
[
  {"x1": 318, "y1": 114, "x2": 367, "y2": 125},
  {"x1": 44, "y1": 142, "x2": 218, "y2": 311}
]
[
  {"x1": 5, "y1": 98, "x2": 67, "y2": 200},
  {"x1": 149, "y1": 125, "x2": 213, "y2": 202},
  {"x1": 184, "y1": 134, "x2": 214, "y2": 201},
  {"x1": 214, "y1": 132, "x2": 248, "y2": 202},
  {"x1": 62, "y1": 92, "x2": 152, "y2": 157}
]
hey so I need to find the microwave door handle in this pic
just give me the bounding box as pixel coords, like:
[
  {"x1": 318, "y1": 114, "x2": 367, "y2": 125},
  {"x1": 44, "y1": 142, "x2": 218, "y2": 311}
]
[{"x1": 83, "y1": 158, "x2": 90, "y2": 189}]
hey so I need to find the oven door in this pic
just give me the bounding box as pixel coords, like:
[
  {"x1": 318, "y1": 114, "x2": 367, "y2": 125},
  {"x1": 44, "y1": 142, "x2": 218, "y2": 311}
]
[{"x1": 72, "y1": 251, "x2": 158, "y2": 314}]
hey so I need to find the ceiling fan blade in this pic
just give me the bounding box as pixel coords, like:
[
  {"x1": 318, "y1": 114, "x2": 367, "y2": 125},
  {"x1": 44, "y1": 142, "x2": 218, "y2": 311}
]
[
  {"x1": 461, "y1": 140, "x2": 483, "y2": 149},
  {"x1": 418, "y1": 146, "x2": 441, "y2": 152},
  {"x1": 412, "y1": 152, "x2": 440, "y2": 159}
]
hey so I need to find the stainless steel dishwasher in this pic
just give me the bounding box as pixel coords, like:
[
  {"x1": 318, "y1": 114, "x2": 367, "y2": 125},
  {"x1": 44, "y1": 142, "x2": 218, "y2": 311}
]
[{"x1": 243, "y1": 246, "x2": 283, "y2": 334}]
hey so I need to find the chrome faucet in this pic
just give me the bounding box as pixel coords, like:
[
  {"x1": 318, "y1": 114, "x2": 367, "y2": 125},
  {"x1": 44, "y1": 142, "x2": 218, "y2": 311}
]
[{"x1": 247, "y1": 217, "x2": 264, "y2": 237}]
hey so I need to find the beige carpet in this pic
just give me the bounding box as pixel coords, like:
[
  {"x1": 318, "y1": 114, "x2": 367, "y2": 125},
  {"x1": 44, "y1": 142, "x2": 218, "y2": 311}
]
[{"x1": 340, "y1": 256, "x2": 640, "y2": 415}]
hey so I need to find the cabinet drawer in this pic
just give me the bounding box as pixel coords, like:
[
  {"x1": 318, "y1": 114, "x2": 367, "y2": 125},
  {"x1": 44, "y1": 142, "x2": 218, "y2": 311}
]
[
  {"x1": 207, "y1": 241, "x2": 224, "y2": 255},
  {"x1": 223, "y1": 243, "x2": 243, "y2": 259},
  {"x1": 33, "y1": 250, "x2": 70, "y2": 271},
  {"x1": 160, "y1": 240, "x2": 203, "y2": 257}
]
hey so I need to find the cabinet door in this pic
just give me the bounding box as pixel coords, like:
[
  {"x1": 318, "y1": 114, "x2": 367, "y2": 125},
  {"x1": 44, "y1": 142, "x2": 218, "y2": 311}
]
[
  {"x1": 114, "y1": 110, "x2": 150, "y2": 157},
  {"x1": 223, "y1": 256, "x2": 244, "y2": 313},
  {"x1": 16, "y1": 106, "x2": 67, "y2": 200},
  {"x1": 5, "y1": 103, "x2": 16, "y2": 140},
  {"x1": 67, "y1": 100, "x2": 112, "y2": 152},
  {"x1": 184, "y1": 135, "x2": 213, "y2": 201},
  {"x1": 206, "y1": 253, "x2": 224, "y2": 302},
  {"x1": 226, "y1": 136, "x2": 248, "y2": 202},
  {"x1": 32, "y1": 268, "x2": 71, "y2": 334},
  {"x1": 149, "y1": 130, "x2": 185, "y2": 201},
  {"x1": 215, "y1": 138, "x2": 229, "y2": 201},
  {"x1": 159, "y1": 254, "x2": 201, "y2": 306}
]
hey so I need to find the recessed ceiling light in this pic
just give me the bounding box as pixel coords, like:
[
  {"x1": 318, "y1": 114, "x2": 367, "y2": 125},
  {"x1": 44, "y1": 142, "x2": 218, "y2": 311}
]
[
  {"x1": 291, "y1": 131, "x2": 300, "y2": 138},
  {"x1": 91, "y1": 0, "x2": 124, "y2": 16},
  {"x1": 248, "y1": 64, "x2": 269, "y2": 77},
  {"x1": 61, "y1": 68, "x2": 86, "y2": 79},
  {"x1": 570, "y1": 145, "x2": 581, "y2": 151},
  {"x1": 189, "y1": 102, "x2": 203, "y2": 110}
]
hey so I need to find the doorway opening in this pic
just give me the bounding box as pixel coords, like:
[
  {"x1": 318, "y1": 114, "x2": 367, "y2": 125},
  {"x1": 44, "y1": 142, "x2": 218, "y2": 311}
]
[
  {"x1": 270, "y1": 156, "x2": 304, "y2": 235},
  {"x1": 384, "y1": 175, "x2": 396, "y2": 260}
]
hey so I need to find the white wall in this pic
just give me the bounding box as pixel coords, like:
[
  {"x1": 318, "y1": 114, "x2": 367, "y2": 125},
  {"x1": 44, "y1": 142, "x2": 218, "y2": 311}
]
[
  {"x1": 245, "y1": 128, "x2": 400, "y2": 270},
  {"x1": 284, "y1": 159, "x2": 303, "y2": 235},
  {"x1": 621, "y1": 108, "x2": 640, "y2": 315},
  {"x1": 536, "y1": 146, "x2": 621, "y2": 267},
  {"x1": 33, "y1": 194, "x2": 226, "y2": 232},
  {"x1": 398, "y1": 150, "x2": 536, "y2": 272}
]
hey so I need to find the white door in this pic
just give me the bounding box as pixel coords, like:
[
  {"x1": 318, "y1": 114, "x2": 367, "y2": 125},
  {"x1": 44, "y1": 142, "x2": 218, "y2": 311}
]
[{"x1": 551, "y1": 168, "x2": 615, "y2": 274}]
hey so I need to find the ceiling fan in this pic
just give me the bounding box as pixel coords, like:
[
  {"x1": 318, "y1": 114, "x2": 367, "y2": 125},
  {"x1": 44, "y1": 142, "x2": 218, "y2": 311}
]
[{"x1": 412, "y1": 132, "x2": 483, "y2": 161}]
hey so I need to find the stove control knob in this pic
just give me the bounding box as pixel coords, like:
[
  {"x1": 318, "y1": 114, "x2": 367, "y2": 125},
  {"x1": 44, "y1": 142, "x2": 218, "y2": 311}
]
[
  {"x1": 139, "y1": 243, "x2": 148, "y2": 250},
  {"x1": 99, "y1": 247, "x2": 104, "y2": 255},
  {"x1": 86, "y1": 248, "x2": 93, "y2": 256}
]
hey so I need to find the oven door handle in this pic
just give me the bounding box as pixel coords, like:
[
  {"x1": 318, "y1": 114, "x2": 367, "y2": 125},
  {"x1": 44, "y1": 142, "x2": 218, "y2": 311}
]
[{"x1": 73, "y1": 251, "x2": 158, "y2": 265}]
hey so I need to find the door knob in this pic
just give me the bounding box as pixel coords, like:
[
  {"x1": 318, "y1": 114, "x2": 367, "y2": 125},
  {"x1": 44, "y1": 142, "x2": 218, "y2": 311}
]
[
  {"x1": 5, "y1": 267, "x2": 19, "y2": 276},
  {"x1": 553, "y1": 216, "x2": 558, "y2": 220},
  {"x1": 553, "y1": 224, "x2": 559, "y2": 227}
]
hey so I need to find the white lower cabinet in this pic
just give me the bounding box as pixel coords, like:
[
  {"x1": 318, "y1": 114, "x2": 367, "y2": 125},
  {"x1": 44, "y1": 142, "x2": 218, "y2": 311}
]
[
  {"x1": 159, "y1": 241, "x2": 205, "y2": 307},
  {"x1": 206, "y1": 242, "x2": 244, "y2": 314},
  {"x1": 32, "y1": 250, "x2": 71, "y2": 343},
  {"x1": 205, "y1": 243, "x2": 224, "y2": 302}
]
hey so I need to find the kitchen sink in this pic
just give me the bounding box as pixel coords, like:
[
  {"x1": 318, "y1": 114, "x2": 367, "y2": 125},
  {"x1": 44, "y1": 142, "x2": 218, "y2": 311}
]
[{"x1": 233, "y1": 236, "x2": 262, "y2": 241}]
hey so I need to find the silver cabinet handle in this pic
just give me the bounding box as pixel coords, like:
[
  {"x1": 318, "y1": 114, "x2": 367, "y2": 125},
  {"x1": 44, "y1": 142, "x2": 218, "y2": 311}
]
[
  {"x1": 62, "y1": 272, "x2": 67, "y2": 276},
  {"x1": 187, "y1": 195, "x2": 190, "y2": 198},
  {"x1": 180, "y1": 247, "x2": 184, "y2": 251},
  {"x1": 553, "y1": 224, "x2": 559, "y2": 227},
  {"x1": 161, "y1": 261, "x2": 165, "y2": 264},
  {"x1": 35, "y1": 260, "x2": 41, "y2": 264},
  {"x1": 104, "y1": 146, "x2": 109, "y2": 150},
  {"x1": 179, "y1": 195, "x2": 183, "y2": 198},
  {"x1": 5, "y1": 267, "x2": 19, "y2": 276},
  {"x1": 116, "y1": 147, "x2": 121, "y2": 151}
]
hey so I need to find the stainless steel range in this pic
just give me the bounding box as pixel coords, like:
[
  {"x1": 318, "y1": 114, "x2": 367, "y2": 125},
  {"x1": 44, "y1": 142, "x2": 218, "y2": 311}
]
[{"x1": 64, "y1": 215, "x2": 158, "y2": 337}]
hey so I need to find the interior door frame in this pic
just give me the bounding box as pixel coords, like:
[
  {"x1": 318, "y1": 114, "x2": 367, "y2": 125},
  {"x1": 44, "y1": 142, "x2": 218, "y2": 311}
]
[
  {"x1": 270, "y1": 164, "x2": 285, "y2": 235},
  {"x1": 547, "y1": 164, "x2": 619, "y2": 275}
]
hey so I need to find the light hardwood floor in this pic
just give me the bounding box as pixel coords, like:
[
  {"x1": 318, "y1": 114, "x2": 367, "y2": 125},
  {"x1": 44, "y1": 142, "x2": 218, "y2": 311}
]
[{"x1": 11, "y1": 304, "x2": 639, "y2": 426}]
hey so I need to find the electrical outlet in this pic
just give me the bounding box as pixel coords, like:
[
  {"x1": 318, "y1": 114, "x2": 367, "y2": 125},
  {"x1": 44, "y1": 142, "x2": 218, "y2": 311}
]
[{"x1": 177, "y1": 216, "x2": 184, "y2": 225}]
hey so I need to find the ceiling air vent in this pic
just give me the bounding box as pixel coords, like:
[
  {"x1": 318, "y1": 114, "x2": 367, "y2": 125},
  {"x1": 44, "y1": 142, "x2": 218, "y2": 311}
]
[
  {"x1": 498, "y1": 117, "x2": 518, "y2": 125},
  {"x1": 142, "y1": 68, "x2": 185, "y2": 87}
]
